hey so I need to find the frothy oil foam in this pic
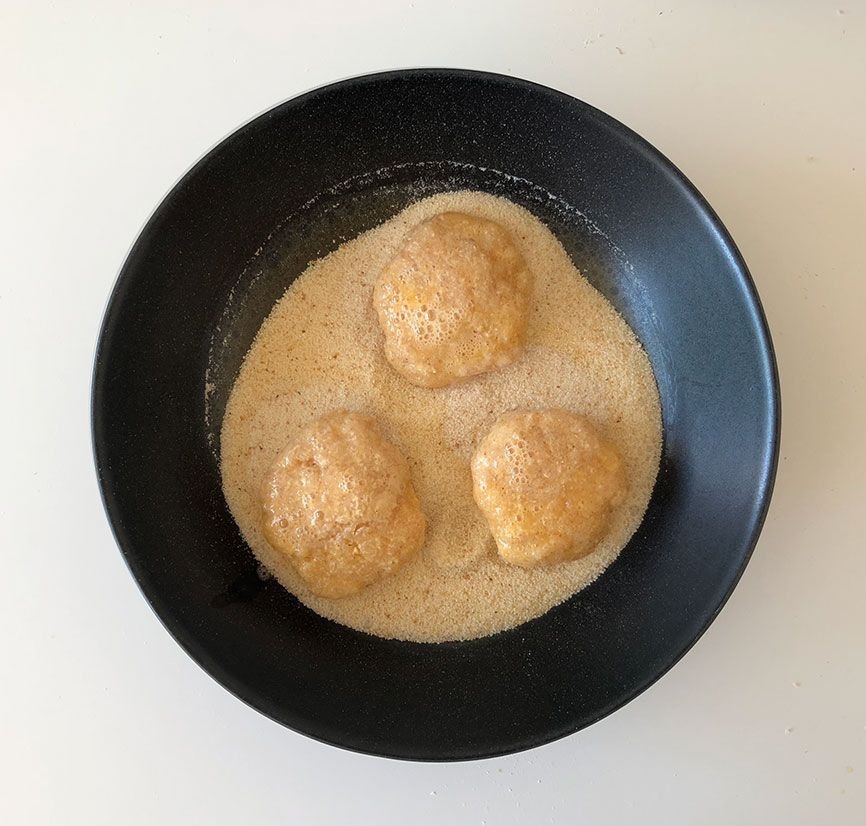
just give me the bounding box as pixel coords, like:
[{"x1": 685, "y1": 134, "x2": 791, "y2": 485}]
[{"x1": 220, "y1": 191, "x2": 662, "y2": 642}]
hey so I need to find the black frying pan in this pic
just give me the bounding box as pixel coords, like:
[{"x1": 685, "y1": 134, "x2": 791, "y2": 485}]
[{"x1": 92, "y1": 69, "x2": 779, "y2": 760}]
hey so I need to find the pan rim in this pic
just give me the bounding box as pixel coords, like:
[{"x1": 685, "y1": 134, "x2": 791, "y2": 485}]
[{"x1": 91, "y1": 68, "x2": 781, "y2": 761}]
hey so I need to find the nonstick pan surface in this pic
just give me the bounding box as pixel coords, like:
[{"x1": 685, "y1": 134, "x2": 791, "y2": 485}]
[{"x1": 93, "y1": 70, "x2": 779, "y2": 760}]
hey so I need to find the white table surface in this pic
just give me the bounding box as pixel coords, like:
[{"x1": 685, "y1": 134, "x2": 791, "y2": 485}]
[{"x1": 2, "y1": 1, "x2": 865, "y2": 823}]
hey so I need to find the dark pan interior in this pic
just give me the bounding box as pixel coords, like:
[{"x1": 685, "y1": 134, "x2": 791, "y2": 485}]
[{"x1": 93, "y1": 70, "x2": 779, "y2": 760}]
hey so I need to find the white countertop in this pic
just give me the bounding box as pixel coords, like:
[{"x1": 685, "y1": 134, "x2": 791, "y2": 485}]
[{"x1": 2, "y1": 1, "x2": 865, "y2": 823}]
